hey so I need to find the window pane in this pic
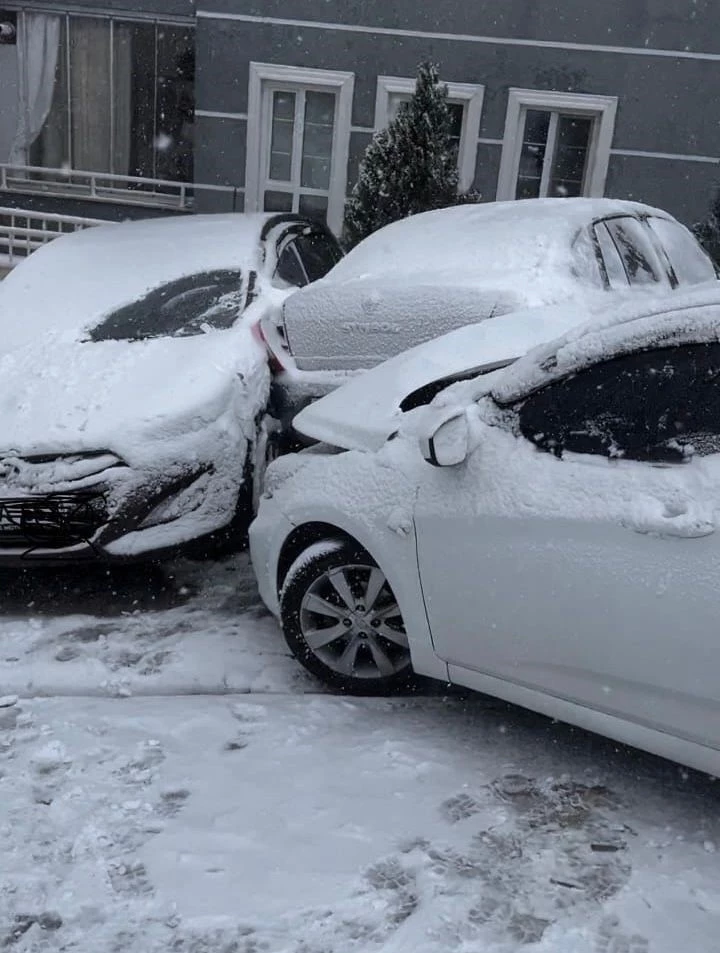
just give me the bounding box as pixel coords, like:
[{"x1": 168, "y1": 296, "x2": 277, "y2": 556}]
[
  {"x1": 594, "y1": 222, "x2": 629, "y2": 289},
  {"x1": 264, "y1": 190, "x2": 293, "y2": 212},
  {"x1": 153, "y1": 25, "x2": 195, "y2": 183},
  {"x1": 274, "y1": 244, "x2": 308, "y2": 289},
  {"x1": 29, "y1": 17, "x2": 69, "y2": 170},
  {"x1": 295, "y1": 231, "x2": 342, "y2": 281},
  {"x1": 387, "y1": 92, "x2": 408, "y2": 122},
  {"x1": 270, "y1": 91, "x2": 295, "y2": 181},
  {"x1": 69, "y1": 18, "x2": 112, "y2": 173},
  {"x1": 549, "y1": 115, "x2": 592, "y2": 197},
  {"x1": 301, "y1": 91, "x2": 335, "y2": 190},
  {"x1": 647, "y1": 217, "x2": 717, "y2": 286},
  {"x1": 605, "y1": 218, "x2": 664, "y2": 286},
  {"x1": 515, "y1": 109, "x2": 550, "y2": 200},
  {"x1": 519, "y1": 343, "x2": 720, "y2": 462},
  {"x1": 298, "y1": 193, "x2": 329, "y2": 221},
  {"x1": 123, "y1": 21, "x2": 156, "y2": 179}
]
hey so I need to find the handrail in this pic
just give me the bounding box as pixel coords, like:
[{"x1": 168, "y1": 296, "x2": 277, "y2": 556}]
[{"x1": 0, "y1": 206, "x2": 111, "y2": 268}]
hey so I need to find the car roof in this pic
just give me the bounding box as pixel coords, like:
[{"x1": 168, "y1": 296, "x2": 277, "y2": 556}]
[
  {"x1": 490, "y1": 282, "x2": 720, "y2": 405},
  {"x1": 285, "y1": 198, "x2": 675, "y2": 318},
  {"x1": 0, "y1": 213, "x2": 309, "y2": 348},
  {"x1": 327, "y1": 197, "x2": 669, "y2": 285}
]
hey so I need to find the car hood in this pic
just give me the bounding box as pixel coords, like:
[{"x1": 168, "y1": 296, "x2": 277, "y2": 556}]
[
  {"x1": 292, "y1": 302, "x2": 600, "y2": 452},
  {"x1": 0, "y1": 328, "x2": 267, "y2": 466}
]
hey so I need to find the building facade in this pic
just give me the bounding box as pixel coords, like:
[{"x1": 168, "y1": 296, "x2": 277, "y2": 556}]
[{"x1": 1, "y1": 0, "x2": 719, "y2": 246}]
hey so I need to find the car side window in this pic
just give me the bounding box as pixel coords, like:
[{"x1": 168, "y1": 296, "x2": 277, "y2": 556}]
[
  {"x1": 273, "y1": 242, "x2": 309, "y2": 289},
  {"x1": 517, "y1": 343, "x2": 720, "y2": 462},
  {"x1": 294, "y1": 230, "x2": 343, "y2": 283},
  {"x1": 602, "y1": 217, "x2": 666, "y2": 286},
  {"x1": 594, "y1": 222, "x2": 629, "y2": 289},
  {"x1": 646, "y1": 216, "x2": 717, "y2": 286}
]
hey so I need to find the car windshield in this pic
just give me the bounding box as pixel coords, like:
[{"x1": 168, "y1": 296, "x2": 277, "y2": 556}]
[{"x1": 87, "y1": 269, "x2": 243, "y2": 342}]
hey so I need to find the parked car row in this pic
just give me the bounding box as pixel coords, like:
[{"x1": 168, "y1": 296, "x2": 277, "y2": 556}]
[{"x1": 2, "y1": 197, "x2": 719, "y2": 777}]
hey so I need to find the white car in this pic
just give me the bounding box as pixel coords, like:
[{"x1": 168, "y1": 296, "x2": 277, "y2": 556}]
[
  {"x1": 0, "y1": 212, "x2": 341, "y2": 564},
  {"x1": 250, "y1": 286, "x2": 720, "y2": 777},
  {"x1": 260, "y1": 197, "x2": 717, "y2": 379}
]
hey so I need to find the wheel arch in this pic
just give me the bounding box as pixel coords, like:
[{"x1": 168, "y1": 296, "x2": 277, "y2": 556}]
[{"x1": 276, "y1": 521, "x2": 361, "y2": 592}]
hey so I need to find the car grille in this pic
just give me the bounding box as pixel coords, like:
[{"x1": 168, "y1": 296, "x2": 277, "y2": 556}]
[{"x1": 0, "y1": 493, "x2": 108, "y2": 548}]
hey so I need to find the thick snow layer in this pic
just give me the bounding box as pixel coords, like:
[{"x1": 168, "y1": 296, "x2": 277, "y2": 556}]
[
  {"x1": 0, "y1": 213, "x2": 279, "y2": 350},
  {"x1": 0, "y1": 325, "x2": 266, "y2": 462},
  {"x1": 328, "y1": 198, "x2": 655, "y2": 286},
  {"x1": 1, "y1": 554, "x2": 719, "y2": 952},
  {"x1": 282, "y1": 280, "x2": 525, "y2": 371}
]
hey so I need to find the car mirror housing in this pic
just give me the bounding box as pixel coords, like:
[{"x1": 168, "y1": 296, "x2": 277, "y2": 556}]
[{"x1": 418, "y1": 405, "x2": 471, "y2": 467}]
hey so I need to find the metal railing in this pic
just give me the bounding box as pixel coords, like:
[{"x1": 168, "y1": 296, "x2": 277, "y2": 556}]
[
  {"x1": 0, "y1": 163, "x2": 195, "y2": 210},
  {"x1": 0, "y1": 206, "x2": 112, "y2": 268}
]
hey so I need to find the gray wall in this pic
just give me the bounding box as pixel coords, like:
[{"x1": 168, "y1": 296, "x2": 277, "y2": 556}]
[
  {"x1": 0, "y1": 42, "x2": 18, "y2": 163},
  {"x1": 194, "y1": 3, "x2": 720, "y2": 226}
]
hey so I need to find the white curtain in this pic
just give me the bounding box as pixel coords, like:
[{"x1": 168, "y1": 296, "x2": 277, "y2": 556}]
[
  {"x1": 9, "y1": 12, "x2": 60, "y2": 166},
  {"x1": 70, "y1": 18, "x2": 111, "y2": 173},
  {"x1": 111, "y1": 23, "x2": 133, "y2": 176}
]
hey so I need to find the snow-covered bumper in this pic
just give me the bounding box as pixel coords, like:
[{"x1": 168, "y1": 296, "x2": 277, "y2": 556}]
[
  {"x1": 0, "y1": 449, "x2": 243, "y2": 565},
  {"x1": 248, "y1": 500, "x2": 294, "y2": 618}
]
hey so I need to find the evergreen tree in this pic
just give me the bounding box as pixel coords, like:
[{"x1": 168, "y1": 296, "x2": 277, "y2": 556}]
[
  {"x1": 693, "y1": 187, "x2": 720, "y2": 266},
  {"x1": 343, "y1": 62, "x2": 465, "y2": 248}
]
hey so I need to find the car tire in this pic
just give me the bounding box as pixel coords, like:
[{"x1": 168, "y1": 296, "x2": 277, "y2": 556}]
[{"x1": 280, "y1": 540, "x2": 413, "y2": 695}]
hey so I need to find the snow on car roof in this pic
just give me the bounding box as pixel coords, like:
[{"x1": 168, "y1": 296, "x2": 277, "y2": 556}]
[
  {"x1": 491, "y1": 282, "x2": 720, "y2": 405},
  {"x1": 0, "y1": 213, "x2": 283, "y2": 349},
  {"x1": 327, "y1": 198, "x2": 669, "y2": 288}
]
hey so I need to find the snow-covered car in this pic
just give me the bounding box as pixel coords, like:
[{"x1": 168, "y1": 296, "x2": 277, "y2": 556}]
[
  {"x1": 259, "y1": 198, "x2": 717, "y2": 382},
  {"x1": 0, "y1": 212, "x2": 342, "y2": 564},
  {"x1": 250, "y1": 287, "x2": 720, "y2": 777}
]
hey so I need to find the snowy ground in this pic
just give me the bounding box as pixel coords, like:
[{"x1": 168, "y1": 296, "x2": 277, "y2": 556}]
[{"x1": 1, "y1": 555, "x2": 720, "y2": 953}]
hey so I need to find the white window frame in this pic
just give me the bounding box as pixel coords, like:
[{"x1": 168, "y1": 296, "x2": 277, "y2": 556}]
[
  {"x1": 246, "y1": 62, "x2": 354, "y2": 235},
  {"x1": 374, "y1": 76, "x2": 485, "y2": 192},
  {"x1": 496, "y1": 88, "x2": 618, "y2": 201}
]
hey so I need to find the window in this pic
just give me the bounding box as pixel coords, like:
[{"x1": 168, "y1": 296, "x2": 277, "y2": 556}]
[
  {"x1": 246, "y1": 63, "x2": 354, "y2": 234},
  {"x1": 374, "y1": 77, "x2": 485, "y2": 192},
  {"x1": 601, "y1": 217, "x2": 665, "y2": 286},
  {"x1": 517, "y1": 343, "x2": 720, "y2": 462},
  {"x1": 272, "y1": 228, "x2": 343, "y2": 289},
  {"x1": 497, "y1": 89, "x2": 617, "y2": 201},
  {"x1": 646, "y1": 217, "x2": 718, "y2": 286},
  {"x1": 27, "y1": 14, "x2": 194, "y2": 190}
]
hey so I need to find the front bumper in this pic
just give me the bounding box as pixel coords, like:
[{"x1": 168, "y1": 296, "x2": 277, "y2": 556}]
[
  {"x1": 0, "y1": 457, "x2": 240, "y2": 566},
  {"x1": 248, "y1": 503, "x2": 294, "y2": 617}
]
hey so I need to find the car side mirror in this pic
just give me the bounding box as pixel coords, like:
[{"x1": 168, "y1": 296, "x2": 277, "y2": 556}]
[{"x1": 418, "y1": 405, "x2": 471, "y2": 467}]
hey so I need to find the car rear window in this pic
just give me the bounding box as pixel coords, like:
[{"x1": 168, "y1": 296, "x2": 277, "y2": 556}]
[
  {"x1": 646, "y1": 217, "x2": 717, "y2": 286},
  {"x1": 87, "y1": 270, "x2": 243, "y2": 341}
]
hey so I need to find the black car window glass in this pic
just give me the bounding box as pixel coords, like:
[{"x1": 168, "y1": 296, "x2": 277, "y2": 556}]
[
  {"x1": 646, "y1": 217, "x2": 717, "y2": 286},
  {"x1": 594, "y1": 222, "x2": 629, "y2": 289},
  {"x1": 294, "y1": 231, "x2": 343, "y2": 282},
  {"x1": 604, "y1": 217, "x2": 664, "y2": 286},
  {"x1": 517, "y1": 342, "x2": 720, "y2": 462},
  {"x1": 88, "y1": 269, "x2": 242, "y2": 341},
  {"x1": 273, "y1": 242, "x2": 309, "y2": 289}
]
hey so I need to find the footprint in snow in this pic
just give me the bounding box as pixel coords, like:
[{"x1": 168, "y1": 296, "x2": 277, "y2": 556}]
[{"x1": 155, "y1": 787, "x2": 191, "y2": 819}]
